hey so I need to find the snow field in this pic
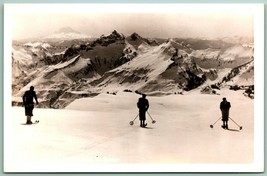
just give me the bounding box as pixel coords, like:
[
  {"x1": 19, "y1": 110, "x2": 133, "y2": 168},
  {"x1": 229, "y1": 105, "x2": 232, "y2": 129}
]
[{"x1": 5, "y1": 89, "x2": 254, "y2": 172}]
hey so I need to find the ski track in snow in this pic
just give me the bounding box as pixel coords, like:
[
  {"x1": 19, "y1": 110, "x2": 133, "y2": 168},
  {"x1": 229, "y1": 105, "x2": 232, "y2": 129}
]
[{"x1": 5, "y1": 89, "x2": 254, "y2": 172}]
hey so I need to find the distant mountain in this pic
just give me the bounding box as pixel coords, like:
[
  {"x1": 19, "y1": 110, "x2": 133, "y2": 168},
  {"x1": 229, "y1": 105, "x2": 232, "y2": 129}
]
[
  {"x1": 12, "y1": 30, "x2": 254, "y2": 108},
  {"x1": 55, "y1": 27, "x2": 80, "y2": 33},
  {"x1": 219, "y1": 36, "x2": 254, "y2": 45},
  {"x1": 44, "y1": 27, "x2": 92, "y2": 41}
]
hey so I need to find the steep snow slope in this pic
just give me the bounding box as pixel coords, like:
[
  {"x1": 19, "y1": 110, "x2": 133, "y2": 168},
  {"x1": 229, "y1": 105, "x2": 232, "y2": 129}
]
[
  {"x1": 94, "y1": 41, "x2": 180, "y2": 93},
  {"x1": 12, "y1": 55, "x2": 97, "y2": 108},
  {"x1": 5, "y1": 89, "x2": 255, "y2": 172},
  {"x1": 225, "y1": 61, "x2": 254, "y2": 86},
  {"x1": 12, "y1": 47, "x2": 34, "y2": 77}
]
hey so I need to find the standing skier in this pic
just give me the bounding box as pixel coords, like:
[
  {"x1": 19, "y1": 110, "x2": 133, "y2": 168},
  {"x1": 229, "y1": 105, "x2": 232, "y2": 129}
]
[
  {"x1": 220, "y1": 97, "x2": 231, "y2": 129},
  {"x1": 22, "y1": 86, "x2": 39, "y2": 124},
  {"x1": 137, "y1": 94, "x2": 149, "y2": 127}
]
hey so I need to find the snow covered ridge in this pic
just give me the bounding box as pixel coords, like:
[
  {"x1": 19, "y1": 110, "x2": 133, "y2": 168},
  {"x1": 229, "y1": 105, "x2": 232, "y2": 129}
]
[
  {"x1": 24, "y1": 42, "x2": 52, "y2": 49},
  {"x1": 189, "y1": 45, "x2": 253, "y2": 61},
  {"x1": 12, "y1": 30, "x2": 254, "y2": 108}
]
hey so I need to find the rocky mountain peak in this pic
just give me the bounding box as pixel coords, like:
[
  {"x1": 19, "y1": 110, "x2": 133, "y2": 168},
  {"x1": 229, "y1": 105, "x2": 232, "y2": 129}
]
[
  {"x1": 130, "y1": 32, "x2": 142, "y2": 41},
  {"x1": 100, "y1": 30, "x2": 125, "y2": 40},
  {"x1": 92, "y1": 30, "x2": 125, "y2": 47}
]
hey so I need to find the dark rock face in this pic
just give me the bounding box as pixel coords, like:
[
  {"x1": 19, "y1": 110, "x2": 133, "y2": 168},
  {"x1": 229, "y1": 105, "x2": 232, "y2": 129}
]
[{"x1": 93, "y1": 30, "x2": 125, "y2": 46}]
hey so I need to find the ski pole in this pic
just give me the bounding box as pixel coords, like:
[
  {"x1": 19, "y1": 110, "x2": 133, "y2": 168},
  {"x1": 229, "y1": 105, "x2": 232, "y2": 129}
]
[
  {"x1": 147, "y1": 111, "x2": 156, "y2": 124},
  {"x1": 129, "y1": 114, "x2": 139, "y2": 126},
  {"x1": 229, "y1": 117, "x2": 243, "y2": 130},
  {"x1": 210, "y1": 117, "x2": 221, "y2": 128}
]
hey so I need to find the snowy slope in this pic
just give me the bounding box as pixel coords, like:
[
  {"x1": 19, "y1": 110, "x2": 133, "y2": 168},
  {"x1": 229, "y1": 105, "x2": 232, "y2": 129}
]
[
  {"x1": 220, "y1": 45, "x2": 253, "y2": 61},
  {"x1": 12, "y1": 47, "x2": 35, "y2": 77},
  {"x1": 14, "y1": 55, "x2": 81, "y2": 96},
  {"x1": 189, "y1": 45, "x2": 253, "y2": 61},
  {"x1": 190, "y1": 48, "x2": 220, "y2": 59},
  {"x1": 226, "y1": 60, "x2": 254, "y2": 86},
  {"x1": 5, "y1": 89, "x2": 255, "y2": 172},
  {"x1": 24, "y1": 42, "x2": 52, "y2": 50},
  {"x1": 12, "y1": 54, "x2": 98, "y2": 108},
  {"x1": 95, "y1": 41, "x2": 176, "y2": 93}
]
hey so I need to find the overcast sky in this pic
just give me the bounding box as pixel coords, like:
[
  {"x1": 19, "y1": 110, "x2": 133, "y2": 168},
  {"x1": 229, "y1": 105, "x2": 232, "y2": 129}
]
[{"x1": 7, "y1": 4, "x2": 255, "y2": 40}]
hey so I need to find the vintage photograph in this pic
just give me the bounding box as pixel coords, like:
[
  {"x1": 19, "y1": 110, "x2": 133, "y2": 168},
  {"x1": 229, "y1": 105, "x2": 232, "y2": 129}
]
[{"x1": 4, "y1": 3, "x2": 264, "y2": 172}]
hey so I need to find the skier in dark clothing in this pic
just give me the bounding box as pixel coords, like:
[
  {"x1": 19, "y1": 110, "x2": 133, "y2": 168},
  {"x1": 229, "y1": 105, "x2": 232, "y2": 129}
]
[
  {"x1": 137, "y1": 94, "x2": 149, "y2": 127},
  {"x1": 220, "y1": 97, "x2": 231, "y2": 129},
  {"x1": 22, "y1": 86, "x2": 39, "y2": 124}
]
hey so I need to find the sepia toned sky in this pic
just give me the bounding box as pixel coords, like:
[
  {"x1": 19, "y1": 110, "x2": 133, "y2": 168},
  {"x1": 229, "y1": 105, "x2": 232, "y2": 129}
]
[{"x1": 7, "y1": 4, "x2": 254, "y2": 40}]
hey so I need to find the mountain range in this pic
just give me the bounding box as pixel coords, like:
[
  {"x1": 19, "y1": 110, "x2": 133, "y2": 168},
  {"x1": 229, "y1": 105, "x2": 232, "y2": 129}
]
[{"x1": 12, "y1": 28, "x2": 254, "y2": 108}]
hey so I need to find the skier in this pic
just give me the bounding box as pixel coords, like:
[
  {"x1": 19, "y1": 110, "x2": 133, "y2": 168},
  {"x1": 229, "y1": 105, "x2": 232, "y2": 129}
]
[
  {"x1": 137, "y1": 94, "x2": 149, "y2": 127},
  {"x1": 220, "y1": 97, "x2": 231, "y2": 129},
  {"x1": 22, "y1": 86, "x2": 39, "y2": 124}
]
